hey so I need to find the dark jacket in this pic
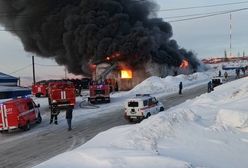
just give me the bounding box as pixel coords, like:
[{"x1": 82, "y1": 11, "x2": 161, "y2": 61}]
[
  {"x1": 66, "y1": 108, "x2": 73, "y2": 119},
  {"x1": 179, "y1": 82, "x2": 183, "y2": 89}
]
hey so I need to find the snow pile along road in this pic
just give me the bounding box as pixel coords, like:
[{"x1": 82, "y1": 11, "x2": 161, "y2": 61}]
[{"x1": 34, "y1": 74, "x2": 248, "y2": 168}]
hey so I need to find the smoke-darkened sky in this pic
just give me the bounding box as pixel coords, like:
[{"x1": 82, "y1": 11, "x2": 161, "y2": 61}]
[
  {"x1": 0, "y1": 0, "x2": 201, "y2": 76},
  {"x1": 0, "y1": 0, "x2": 247, "y2": 85}
]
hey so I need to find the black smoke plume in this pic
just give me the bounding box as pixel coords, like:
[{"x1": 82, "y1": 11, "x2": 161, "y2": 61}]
[{"x1": 0, "y1": 0, "x2": 202, "y2": 76}]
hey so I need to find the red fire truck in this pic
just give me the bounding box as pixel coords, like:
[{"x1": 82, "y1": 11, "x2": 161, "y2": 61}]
[
  {"x1": 48, "y1": 81, "x2": 76, "y2": 112},
  {"x1": 32, "y1": 81, "x2": 48, "y2": 97},
  {"x1": 88, "y1": 82, "x2": 110, "y2": 104},
  {"x1": 0, "y1": 97, "x2": 42, "y2": 132}
]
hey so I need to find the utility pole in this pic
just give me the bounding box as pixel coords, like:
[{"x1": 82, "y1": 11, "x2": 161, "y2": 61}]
[
  {"x1": 224, "y1": 49, "x2": 228, "y2": 61},
  {"x1": 64, "y1": 67, "x2": 67, "y2": 79},
  {"x1": 229, "y1": 12, "x2": 232, "y2": 57},
  {"x1": 18, "y1": 77, "x2": 21, "y2": 86},
  {"x1": 32, "y1": 56, "x2": 36, "y2": 84}
]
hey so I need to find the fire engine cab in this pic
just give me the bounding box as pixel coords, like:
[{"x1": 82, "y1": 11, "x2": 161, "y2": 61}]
[
  {"x1": 124, "y1": 94, "x2": 164, "y2": 122},
  {"x1": 32, "y1": 81, "x2": 48, "y2": 97},
  {"x1": 48, "y1": 81, "x2": 76, "y2": 112},
  {"x1": 88, "y1": 82, "x2": 110, "y2": 104},
  {"x1": 0, "y1": 97, "x2": 42, "y2": 132}
]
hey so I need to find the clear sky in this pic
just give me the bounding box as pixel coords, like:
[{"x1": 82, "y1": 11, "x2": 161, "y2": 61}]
[{"x1": 0, "y1": 0, "x2": 247, "y2": 85}]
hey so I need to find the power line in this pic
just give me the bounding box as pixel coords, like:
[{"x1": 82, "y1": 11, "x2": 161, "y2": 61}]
[
  {"x1": 35, "y1": 63, "x2": 61, "y2": 67},
  {"x1": 0, "y1": 1, "x2": 247, "y2": 16},
  {"x1": 9, "y1": 64, "x2": 32, "y2": 74},
  {"x1": 0, "y1": 7, "x2": 247, "y2": 31},
  {"x1": 158, "y1": 1, "x2": 248, "y2": 12},
  {"x1": 167, "y1": 8, "x2": 248, "y2": 23},
  {"x1": 163, "y1": 8, "x2": 243, "y2": 19}
]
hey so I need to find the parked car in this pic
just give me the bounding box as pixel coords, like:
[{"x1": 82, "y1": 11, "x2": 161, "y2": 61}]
[
  {"x1": 0, "y1": 97, "x2": 42, "y2": 132},
  {"x1": 124, "y1": 94, "x2": 164, "y2": 122}
]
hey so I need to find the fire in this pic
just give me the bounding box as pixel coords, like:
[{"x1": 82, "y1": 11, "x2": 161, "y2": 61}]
[
  {"x1": 89, "y1": 64, "x2": 96, "y2": 70},
  {"x1": 121, "y1": 70, "x2": 132, "y2": 79},
  {"x1": 105, "y1": 52, "x2": 122, "y2": 62},
  {"x1": 180, "y1": 59, "x2": 189, "y2": 69}
]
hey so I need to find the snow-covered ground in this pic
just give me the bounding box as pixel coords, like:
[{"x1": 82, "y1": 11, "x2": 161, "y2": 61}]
[{"x1": 31, "y1": 68, "x2": 248, "y2": 168}]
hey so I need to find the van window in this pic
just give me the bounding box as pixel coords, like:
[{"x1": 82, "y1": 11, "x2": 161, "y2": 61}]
[
  {"x1": 27, "y1": 102, "x2": 34, "y2": 110},
  {"x1": 143, "y1": 100, "x2": 148, "y2": 106},
  {"x1": 128, "y1": 101, "x2": 139, "y2": 107},
  {"x1": 152, "y1": 97, "x2": 157, "y2": 104},
  {"x1": 212, "y1": 79, "x2": 221, "y2": 84},
  {"x1": 148, "y1": 98, "x2": 153, "y2": 106}
]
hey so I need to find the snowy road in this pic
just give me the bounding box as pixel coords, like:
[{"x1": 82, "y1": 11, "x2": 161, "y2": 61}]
[{"x1": 0, "y1": 84, "x2": 207, "y2": 168}]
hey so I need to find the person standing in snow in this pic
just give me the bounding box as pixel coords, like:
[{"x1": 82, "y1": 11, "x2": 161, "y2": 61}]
[
  {"x1": 207, "y1": 81, "x2": 212, "y2": 93},
  {"x1": 50, "y1": 107, "x2": 59, "y2": 125},
  {"x1": 224, "y1": 71, "x2": 228, "y2": 80},
  {"x1": 179, "y1": 81, "x2": 183, "y2": 95},
  {"x1": 66, "y1": 106, "x2": 73, "y2": 131},
  {"x1": 218, "y1": 70, "x2": 221, "y2": 77}
]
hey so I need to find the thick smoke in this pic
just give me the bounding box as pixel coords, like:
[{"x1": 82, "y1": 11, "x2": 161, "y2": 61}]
[{"x1": 0, "y1": 0, "x2": 201, "y2": 76}]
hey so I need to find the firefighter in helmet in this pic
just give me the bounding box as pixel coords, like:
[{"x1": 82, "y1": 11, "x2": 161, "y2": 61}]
[{"x1": 50, "y1": 106, "x2": 59, "y2": 125}]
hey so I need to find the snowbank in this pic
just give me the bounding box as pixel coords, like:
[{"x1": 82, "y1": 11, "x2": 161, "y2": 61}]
[
  {"x1": 34, "y1": 72, "x2": 248, "y2": 168},
  {"x1": 217, "y1": 109, "x2": 248, "y2": 129}
]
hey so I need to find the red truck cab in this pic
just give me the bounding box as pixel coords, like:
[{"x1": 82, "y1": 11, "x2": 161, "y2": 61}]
[
  {"x1": 32, "y1": 82, "x2": 48, "y2": 97},
  {"x1": 0, "y1": 97, "x2": 42, "y2": 132},
  {"x1": 48, "y1": 81, "x2": 76, "y2": 111},
  {"x1": 88, "y1": 82, "x2": 110, "y2": 104}
]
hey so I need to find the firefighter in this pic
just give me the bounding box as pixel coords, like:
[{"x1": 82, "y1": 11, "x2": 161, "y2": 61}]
[
  {"x1": 179, "y1": 81, "x2": 183, "y2": 95},
  {"x1": 50, "y1": 106, "x2": 59, "y2": 125},
  {"x1": 218, "y1": 70, "x2": 221, "y2": 77},
  {"x1": 114, "y1": 81, "x2": 119, "y2": 92},
  {"x1": 66, "y1": 106, "x2": 73, "y2": 131},
  {"x1": 224, "y1": 71, "x2": 228, "y2": 80},
  {"x1": 207, "y1": 81, "x2": 212, "y2": 93}
]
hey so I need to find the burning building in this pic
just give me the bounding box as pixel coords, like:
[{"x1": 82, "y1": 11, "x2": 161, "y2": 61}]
[
  {"x1": 93, "y1": 61, "x2": 146, "y2": 91},
  {"x1": 0, "y1": 0, "x2": 203, "y2": 85}
]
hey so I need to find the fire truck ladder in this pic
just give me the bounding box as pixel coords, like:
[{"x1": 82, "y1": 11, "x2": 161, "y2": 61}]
[{"x1": 97, "y1": 63, "x2": 117, "y2": 82}]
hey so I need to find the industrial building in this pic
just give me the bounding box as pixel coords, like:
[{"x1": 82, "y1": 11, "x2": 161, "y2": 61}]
[{"x1": 0, "y1": 72, "x2": 31, "y2": 99}]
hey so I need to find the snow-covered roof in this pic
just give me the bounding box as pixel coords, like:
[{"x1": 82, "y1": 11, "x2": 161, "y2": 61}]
[
  {"x1": 0, "y1": 86, "x2": 29, "y2": 92},
  {"x1": 0, "y1": 72, "x2": 18, "y2": 80}
]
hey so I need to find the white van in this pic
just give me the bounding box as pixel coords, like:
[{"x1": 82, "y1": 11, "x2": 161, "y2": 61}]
[{"x1": 124, "y1": 94, "x2": 164, "y2": 122}]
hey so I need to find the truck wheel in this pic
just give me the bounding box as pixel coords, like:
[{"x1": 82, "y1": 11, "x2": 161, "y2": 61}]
[
  {"x1": 145, "y1": 113, "x2": 151, "y2": 119},
  {"x1": 36, "y1": 113, "x2": 42, "y2": 124},
  {"x1": 128, "y1": 118, "x2": 133, "y2": 123},
  {"x1": 90, "y1": 101, "x2": 95, "y2": 104},
  {"x1": 160, "y1": 107, "x2": 164, "y2": 111},
  {"x1": 0, "y1": 130, "x2": 8, "y2": 133},
  {"x1": 35, "y1": 93, "x2": 41, "y2": 97},
  {"x1": 24, "y1": 122, "x2": 31, "y2": 131}
]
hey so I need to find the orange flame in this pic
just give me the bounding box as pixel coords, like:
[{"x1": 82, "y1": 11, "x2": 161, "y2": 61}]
[
  {"x1": 105, "y1": 52, "x2": 122, "y2": 62},
  {"x1": 180, "y1": 59, "x2": 189, "y2": 69},
  {"x1": 121, "y1": 70, "x2": 132, "y2": 79}
]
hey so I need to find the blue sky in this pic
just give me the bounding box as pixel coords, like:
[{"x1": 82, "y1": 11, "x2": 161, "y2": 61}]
[{"x1": 0, "y1": 0, "x2": 247, "y2": 85}]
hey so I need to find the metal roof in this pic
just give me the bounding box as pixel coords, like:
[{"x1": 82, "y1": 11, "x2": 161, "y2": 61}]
[{"x1": 0, "y1": 72, "x2": 18, "y2": 80}]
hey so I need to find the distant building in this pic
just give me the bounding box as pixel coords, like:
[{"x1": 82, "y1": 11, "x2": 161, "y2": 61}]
[
  {"x1": 201, "y1": 56, "x2": 248, "y2": 64},
  {"x1": 93, "y1": 62, "x2": 147, "y2": 91},
  {"x1": 0, "y1": 72, "x2": 30, "y2": 99},
  {"x1": 0, "y1": 72, "x2": 18, "y2": 86}
]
